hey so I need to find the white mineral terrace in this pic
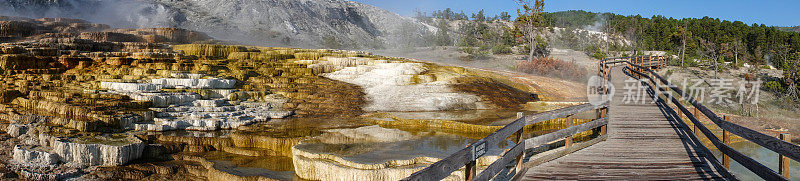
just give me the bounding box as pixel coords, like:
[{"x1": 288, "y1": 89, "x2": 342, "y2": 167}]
[
  {"x1": 150, "y1": 78, "x2": 236, "y2": 89},
  {"x1": 3, "y1": 50, "x2": 536, "y2": 180},
  {"x1": 11, "y1": 132, "x2": 144, "y2": 168},
  {"x1": 100, "y1": 74, "x2": 292, "y2": 132},
  {"x1": 318, "y1": 58, "x2": 490, "y2": 112},
  {"x1": 292, "y1": 125, "x2": 505, "y2": 180}
]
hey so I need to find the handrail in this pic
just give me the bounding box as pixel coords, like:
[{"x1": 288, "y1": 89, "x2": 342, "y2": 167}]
[
  {"x1": 625, "y1": 66, "x2": 767, "y2": 180},
  {"x1": 402, "y1": 56, "x2": 662, "y2": 181},
  {"x1": 402, "y1": 102, "x2": 609, "y2": 181},
  {"x1": 608, "y1": 56, "x2": 799, "y2": 181},
  {"x1": 638, "y1": 63, "x2": 800, "y2": 162}
]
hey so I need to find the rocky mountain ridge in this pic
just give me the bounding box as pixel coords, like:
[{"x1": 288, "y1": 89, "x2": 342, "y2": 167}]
[
  {"x1": 0, "y1": 0, "x2": 435, "y2": 49},
  {"x1": 778, "y1": 26, "x2": 800, "y2": 33}
]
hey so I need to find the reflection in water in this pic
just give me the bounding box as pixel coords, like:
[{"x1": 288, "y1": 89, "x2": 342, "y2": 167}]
[
  {"x1": 691, "y1": 119, "x2": 799, "y2": 180},
  {"x1": 155, "y1": 109, "x2": 599, "y2": 180},
  {"x1": 721, "y1": 141, "x2": 800, "y2": 180},
  {"x1": 296, "y1": 129, "x2": 514, "y2": 164},
  {"x1": 202, "y1": 150, "x2": 295, "y2": 171}
]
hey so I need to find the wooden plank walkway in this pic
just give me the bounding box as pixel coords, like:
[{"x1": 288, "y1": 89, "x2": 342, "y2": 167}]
[{"x1": 517, "y1": 67, "x2": 732, "y2": 180}]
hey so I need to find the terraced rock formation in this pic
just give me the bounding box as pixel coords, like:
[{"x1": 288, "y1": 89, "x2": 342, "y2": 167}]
[{"x1": 0, "y1": 15, "x2": 547, "y2": 180}]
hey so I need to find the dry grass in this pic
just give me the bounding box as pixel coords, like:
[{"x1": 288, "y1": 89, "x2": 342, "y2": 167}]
[{"x1": 515, "y1": 56, "x2": 587, "y2": 81}]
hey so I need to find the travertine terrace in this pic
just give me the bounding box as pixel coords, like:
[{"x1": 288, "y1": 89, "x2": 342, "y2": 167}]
[{"x1": 0, "y1": 16, "x2": 540, "y2": 180}]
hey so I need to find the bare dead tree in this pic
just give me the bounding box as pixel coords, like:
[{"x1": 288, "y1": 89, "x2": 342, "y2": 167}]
[
  {"x1": 720, "y1": 42, "x2": 731, "y2": 64},
  {"x1": 625, "y1": 21, "x2": 640, "y2": 56},
  {"x1": 699, "y1": 38, "x2": 719, "y2": 77},
  {"x1": 772, "y1": 43, "x2": 791, "y2": 68},
  {"x1": 681, "y1": 22, "x2": 689, "y2": 67},
  {"x1": 731, "y1": 39, "x2": 745, "y2": 65}
]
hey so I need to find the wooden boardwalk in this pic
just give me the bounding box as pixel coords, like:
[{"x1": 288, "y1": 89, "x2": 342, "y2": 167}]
[
  {"x1": 405, "y1": 56, "x2": 797, "y2": 181},
  {"x1": 517, "y1": 67, "x2": 732, "y2": 180}
]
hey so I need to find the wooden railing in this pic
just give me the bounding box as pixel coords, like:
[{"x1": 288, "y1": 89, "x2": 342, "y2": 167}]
[
  {"x1": 598, "y1": 55, "x2": 667, "y2": 75},
  {"x1": 598, "y1": 56, "x2": 667, "y2": 85},
  {"x1": 630, "y1": 55, "x2": 668, "y2": 69},
  {"x1": 402, "y1": 55, "x2": 720, "y2": 181},
  {"x1": 403, "y1": 58, "x2": 621, "y2": 181},
  {"x1": 402, "y1": 102, "x2": 608, "y2": 181},
  {"x1": 612, "y1": 56, "x2": 800, "y2": 181}
]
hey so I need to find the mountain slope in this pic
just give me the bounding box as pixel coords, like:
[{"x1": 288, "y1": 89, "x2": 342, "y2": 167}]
[
  {"x1": 778, "y1": 26, "x2": 800, "y2": 33},
  {"x1": 0, "y1": 0, "x2": 433, "y2": 48}
]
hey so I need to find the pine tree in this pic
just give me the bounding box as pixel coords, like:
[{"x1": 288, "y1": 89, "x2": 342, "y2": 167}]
[
  {"x1": 515, "y1": 0, "x2": 546, "y2": 59},
  {"x1": 434, "y1": 19, "x2": 452, "y2": 46}
]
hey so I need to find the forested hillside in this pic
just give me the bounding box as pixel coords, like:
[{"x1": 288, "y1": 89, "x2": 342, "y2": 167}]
[
  {"x1": 778, "y1": 26, "x2": 800, "y2": 33},
  {"x1": 545, "y1": 10, "x2": 800, "y2": 101},
  {"x1": 414, "y1": 9, "x2": 800, "y2": 102},
  {"x1": 544, "y1": 10, "x2": 800, "y2": 69}
]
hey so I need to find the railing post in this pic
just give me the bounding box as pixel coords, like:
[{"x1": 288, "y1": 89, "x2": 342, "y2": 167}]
[
  {"x1": 565, "y1": 115, "x2": 574, "y2": 149},
  {"x1": 692, "y1": 107, "x2": 700, "y2": 135},
  {"x1": 779, "y1": 133, "x2": 791, "y2": 178},
  {"x1": 514, "y1": 112, "x2": 525, "y2": 174},
  {"x1": 602, "y1": 108, "x2": 608, "y2": 135},
  {"x1": 464, "y1": 140, "x2": 477, "y2": 181},
  {"x1": 465, "y1": 160, "x2": 476, "y2": 181},
  {"x1": 677, "y1": 101, "x2": 685, "y2": 119},
  {"x1": 598, "y1": 108, "x2": 607, "y2": 136},
  {"x1": 722, "y1": 116, "x2": 731, "y2": 169}
]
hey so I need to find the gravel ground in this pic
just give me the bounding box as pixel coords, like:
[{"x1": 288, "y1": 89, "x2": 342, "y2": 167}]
[{"x1": 659, "y1": 66, "x2": 799, "y2": 143}]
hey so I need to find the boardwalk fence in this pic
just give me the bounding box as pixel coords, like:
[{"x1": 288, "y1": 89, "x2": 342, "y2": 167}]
[
  {"x1": 401, "y1": 56, "x2": 650, "y2": 181},
  {"x1": 402, "y1": 101, "x2": 609, "y2": 181},
  {"x1": 610, "y1": 56, "x2": 800, "y2": 181},
  {"x1": 404, "y1": 55, "x2": 799, "y2": 181}
]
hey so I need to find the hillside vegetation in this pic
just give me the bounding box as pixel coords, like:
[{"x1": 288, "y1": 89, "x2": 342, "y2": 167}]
[
  {"x1": 417, "y1": 9, "x2": 800, "y2": 103},
  {"x1": 778, "y1": 26, "x2": 800, "y2": 33}
]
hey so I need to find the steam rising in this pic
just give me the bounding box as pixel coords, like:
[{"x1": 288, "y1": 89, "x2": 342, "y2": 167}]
[
  {"x1": 0, "y1": 0, "x2": 181, "y2": 28},
  {"x1": 582, "y1": 14, "x2": 607, "y2": 32},
  {"x1": 0, "y1": 0, "x2": 435, "y2": 49}
]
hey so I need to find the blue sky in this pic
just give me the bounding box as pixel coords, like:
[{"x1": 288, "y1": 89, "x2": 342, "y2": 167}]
[{"x1": 352, "y1": 0, "x2": 799, "y2": 27}]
